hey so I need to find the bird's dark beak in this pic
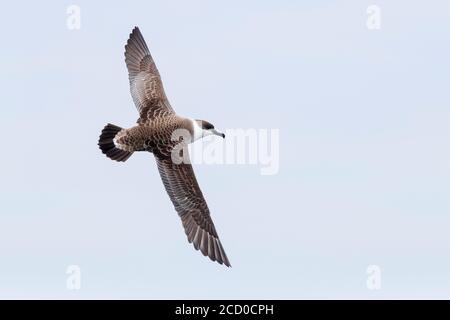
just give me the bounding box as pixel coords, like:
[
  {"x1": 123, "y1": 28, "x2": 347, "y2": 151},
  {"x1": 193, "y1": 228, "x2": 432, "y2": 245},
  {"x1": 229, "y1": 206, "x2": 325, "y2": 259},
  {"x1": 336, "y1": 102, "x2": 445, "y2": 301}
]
[{"x1": 212, "y1": 129, "x2": 225, "y2": 139}]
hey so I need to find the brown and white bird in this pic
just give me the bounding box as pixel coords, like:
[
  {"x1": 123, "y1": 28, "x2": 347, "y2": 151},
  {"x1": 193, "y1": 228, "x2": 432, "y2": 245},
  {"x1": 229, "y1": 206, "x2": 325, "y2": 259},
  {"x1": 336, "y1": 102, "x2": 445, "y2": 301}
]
[{"x1": 98, "y1": 27, "x2": 231, "y2": 267}]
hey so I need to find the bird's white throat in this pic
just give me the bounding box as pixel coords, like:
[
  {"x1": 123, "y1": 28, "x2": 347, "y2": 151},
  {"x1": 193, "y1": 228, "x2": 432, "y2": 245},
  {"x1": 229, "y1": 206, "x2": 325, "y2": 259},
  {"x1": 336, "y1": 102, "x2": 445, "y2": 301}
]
[{"x1": 191, "y1": 119, "x2": 212, "y2": 141}]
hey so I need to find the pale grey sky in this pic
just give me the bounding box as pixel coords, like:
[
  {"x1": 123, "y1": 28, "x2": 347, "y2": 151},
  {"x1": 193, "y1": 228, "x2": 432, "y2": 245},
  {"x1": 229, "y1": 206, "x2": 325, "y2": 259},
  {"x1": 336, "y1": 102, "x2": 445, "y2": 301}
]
[{"x1": 0, "y1": 0, "x2": 449, "y2": 299}]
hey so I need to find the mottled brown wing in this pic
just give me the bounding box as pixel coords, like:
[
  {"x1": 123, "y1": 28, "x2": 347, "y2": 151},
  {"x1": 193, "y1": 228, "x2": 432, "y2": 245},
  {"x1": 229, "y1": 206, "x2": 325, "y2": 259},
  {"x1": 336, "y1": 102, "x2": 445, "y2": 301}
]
[
  {"x1": 125, "y1": 27, "x2": 174, "y2": 119},
  {"x1": 155, "y1": 154, "x2": 231, "y2": 267}
]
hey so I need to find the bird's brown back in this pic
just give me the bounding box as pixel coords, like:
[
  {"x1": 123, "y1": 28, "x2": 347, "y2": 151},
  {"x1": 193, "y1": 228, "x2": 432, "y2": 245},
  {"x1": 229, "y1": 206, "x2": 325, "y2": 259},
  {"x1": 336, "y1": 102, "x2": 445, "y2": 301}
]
[{"x1": 115, "y1": 115, "x2": 193, "y2": 157}]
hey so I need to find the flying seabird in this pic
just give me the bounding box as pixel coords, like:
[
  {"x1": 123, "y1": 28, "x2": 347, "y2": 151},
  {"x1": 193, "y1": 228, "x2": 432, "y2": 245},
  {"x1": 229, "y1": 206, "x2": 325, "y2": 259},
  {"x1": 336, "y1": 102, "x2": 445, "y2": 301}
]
[{"x1": 98, "y1": 27, "x2": 231, "y2": 267}]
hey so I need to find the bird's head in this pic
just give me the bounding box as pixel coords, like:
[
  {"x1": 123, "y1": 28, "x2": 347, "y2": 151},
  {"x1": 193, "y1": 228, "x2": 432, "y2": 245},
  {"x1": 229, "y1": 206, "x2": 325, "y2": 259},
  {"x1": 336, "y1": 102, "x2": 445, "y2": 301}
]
[{"x1": 192, "y1": 119, "x2": 225, "y2": 141}]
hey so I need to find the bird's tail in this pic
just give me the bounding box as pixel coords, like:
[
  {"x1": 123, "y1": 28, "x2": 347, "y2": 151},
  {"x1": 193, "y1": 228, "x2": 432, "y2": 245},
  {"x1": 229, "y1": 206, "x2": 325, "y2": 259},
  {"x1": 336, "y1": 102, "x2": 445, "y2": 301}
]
[{"x1": 98, "y1": 123, "x2": 133, "y2": 162}]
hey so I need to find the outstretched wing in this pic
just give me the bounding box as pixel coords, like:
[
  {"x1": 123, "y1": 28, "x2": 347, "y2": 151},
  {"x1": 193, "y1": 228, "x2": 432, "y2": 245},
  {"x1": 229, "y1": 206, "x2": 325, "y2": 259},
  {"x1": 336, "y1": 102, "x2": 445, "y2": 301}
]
[
  {"x1": 125, "y1": 27, "x2": 174, "y2": 120},
  {"x1": 155, "y1": 154, "x2": 231, "y2": 267}
]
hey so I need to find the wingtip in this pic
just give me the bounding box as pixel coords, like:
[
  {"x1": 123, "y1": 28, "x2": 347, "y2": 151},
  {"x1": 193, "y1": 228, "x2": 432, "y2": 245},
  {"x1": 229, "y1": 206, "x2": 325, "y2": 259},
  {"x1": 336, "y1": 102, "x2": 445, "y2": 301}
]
[
  {"x1": 127, "y1": 26, "x2": 141, "y2": 42},
  {"x1": 207, "y1": 249, "x2": 232, "y2": 268},
  {"x1": 188, "y1": 233, "x2": 232, "y2": 268},
  {"x1": 218, "y1": 255, "x2": 232, "y2": 268},
  {"x1": 205, "y1": 240, "x2": 232, "y2": 268},
  {"x1": 130, "y1": 26, "x2": 143, "y2": 38},
  {"x1": 211, "y1": 255, "x2": 232, "y2": 268}
]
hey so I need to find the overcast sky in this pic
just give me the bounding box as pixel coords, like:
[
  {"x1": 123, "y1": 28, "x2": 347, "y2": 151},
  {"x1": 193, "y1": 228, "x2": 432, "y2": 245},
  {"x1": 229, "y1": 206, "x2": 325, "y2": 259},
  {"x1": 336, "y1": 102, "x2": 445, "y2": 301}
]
[{"x1": 0, "y1": 0, "x2": 449, "y2": 299}]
